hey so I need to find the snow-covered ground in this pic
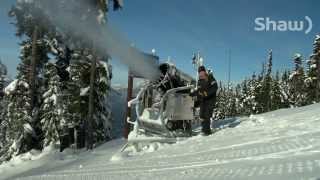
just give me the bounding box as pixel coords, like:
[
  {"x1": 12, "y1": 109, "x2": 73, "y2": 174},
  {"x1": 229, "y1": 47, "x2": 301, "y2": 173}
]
[{"x1": 2, "y1": 103, "x2": 320, "y2": 180}]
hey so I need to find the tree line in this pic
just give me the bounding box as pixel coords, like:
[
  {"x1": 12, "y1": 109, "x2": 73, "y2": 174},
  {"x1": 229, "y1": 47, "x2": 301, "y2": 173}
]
[
  {"x1": 0, "y1": 0, "x2": 122, "y2": 163},
  {"x1": 214, "y1": 35, "x2": 320, "y2": 120}
]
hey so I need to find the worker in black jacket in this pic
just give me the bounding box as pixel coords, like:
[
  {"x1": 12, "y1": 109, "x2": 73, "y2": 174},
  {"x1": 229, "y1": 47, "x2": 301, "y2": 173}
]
[{"x1": 191, "y1": 66, "x2": 218, "y2": 135}]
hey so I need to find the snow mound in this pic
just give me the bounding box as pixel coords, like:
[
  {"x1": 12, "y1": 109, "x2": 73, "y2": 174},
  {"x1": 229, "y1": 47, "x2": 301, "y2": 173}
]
[{"x1": 110, "y1": 150, "x2": 129, "y2": 162}]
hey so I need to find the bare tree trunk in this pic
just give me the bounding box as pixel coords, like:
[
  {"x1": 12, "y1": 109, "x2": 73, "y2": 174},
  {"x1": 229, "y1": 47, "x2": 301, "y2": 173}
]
[
  {"x1": 30, "y1": 26, "x2": 38, "y2": 113},
  {"x1": 86, "y1": 53, "x2": 97, "y2": 150}
]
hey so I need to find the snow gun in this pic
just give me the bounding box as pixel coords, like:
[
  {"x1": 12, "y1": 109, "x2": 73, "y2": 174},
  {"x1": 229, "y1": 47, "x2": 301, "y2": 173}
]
[
  {"x1": 127, "y1": 59, "x2": 201, "y2": 141},
  {"x1": 112, "y1": 53, "x2": 209, "y2": 158}
]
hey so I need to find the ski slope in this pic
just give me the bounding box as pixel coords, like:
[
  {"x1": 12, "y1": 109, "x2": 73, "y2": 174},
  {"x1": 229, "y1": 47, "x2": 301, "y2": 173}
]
[{"x1": 2, "y1": 103, "x2": 320, "y2": 180}]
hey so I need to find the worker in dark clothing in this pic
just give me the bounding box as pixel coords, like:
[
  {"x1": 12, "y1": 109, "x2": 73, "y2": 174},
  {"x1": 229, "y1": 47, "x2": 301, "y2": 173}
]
[{"x1": 191, "y1": 66, "x2": 218, "y2": 135}]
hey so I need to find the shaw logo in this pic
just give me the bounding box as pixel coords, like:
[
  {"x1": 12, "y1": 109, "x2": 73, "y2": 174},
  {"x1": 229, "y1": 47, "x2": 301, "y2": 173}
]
[{"x1": 254, "y1": 16, "x2": 312, "y2": 34}]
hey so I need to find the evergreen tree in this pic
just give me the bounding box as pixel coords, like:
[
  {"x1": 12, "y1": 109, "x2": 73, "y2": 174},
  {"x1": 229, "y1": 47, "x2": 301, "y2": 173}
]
[
  {"x1": 0, "y1": 60, "x2": 9, "y2": 151},
  {"x1": 306, "y1": 35, "x2": 320, "y2": 103},
  {"x1": 279, "y1": 70, "x2": 291, "y2": 107},
  {"x1": 211, "y1": 39, "x2": 320, "y2": 119},
  {"x1": 270, "y1": 71, "x2": 284, "y2": 110},
  {"x1": 289, "y1": 53, "x2": 307, "y2": 107},
  {"x1": 239, "y1": 78, "x2": 251, "y2": 115},
  {"x1": 0, "y1": 0, "x2": 54, "y2": 160},
  {"x1": 57, "y1": 0, "x2": 117, "y2": 148},
  {"x1": 240, "y1": 76, "x2": 255, "y2": 115},
  {"x1": 252, "y1": 72, "x2": 263, "y2": 114},
  {"x1": 0, "y1": 60, "x2": 8, "y2": 100},
  {"x1": 224, "y1": 85, "x2": 235, "y2": 118},
  {"x1": 1, "y1": 79, "x2": 34, "y2": 161},
  {"x1": 213, "y1": 81, "x2": 227, "y2": 120},
  {"x1": 92, "y1": 60, "x2": 113, "y2": 141},
  {"x1": 68, "y1": 54, "x2": 113, "y2": 145},
  {"x1": 39, "y1": 62, "x2": 63, "y2": 146},
  {"x1": 2, "y1": 0, "x2": 120, "y2": 157},
  {"x1": 232, "y1": 84, "x2": 242, "y2": 116},
  {"x1": 0, "y1": 39, "x2": 49, "y2": 160},
  {"x1": 260, "y1": 50, "x2": 273, "y2": 112},
  {"x1": 210, "y1": 45, "x2": 319, "y2": 121}
]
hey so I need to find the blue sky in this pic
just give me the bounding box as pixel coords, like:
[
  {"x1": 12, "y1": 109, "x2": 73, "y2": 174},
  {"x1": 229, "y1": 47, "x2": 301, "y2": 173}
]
[{"x1": 1, "y1": 0, "x2": 320, "y2": 86}]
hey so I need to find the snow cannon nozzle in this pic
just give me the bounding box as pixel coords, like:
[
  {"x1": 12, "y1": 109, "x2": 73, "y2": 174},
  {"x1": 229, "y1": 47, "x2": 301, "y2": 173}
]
[{"x1": 156, "y1": 62, "x2": 196, "y2": 92}]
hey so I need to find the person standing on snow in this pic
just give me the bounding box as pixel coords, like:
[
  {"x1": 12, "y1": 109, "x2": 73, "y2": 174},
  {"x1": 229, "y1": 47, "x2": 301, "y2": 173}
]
[{"x1": 191, "y1": 66, "x2": 218, "y2": 135}]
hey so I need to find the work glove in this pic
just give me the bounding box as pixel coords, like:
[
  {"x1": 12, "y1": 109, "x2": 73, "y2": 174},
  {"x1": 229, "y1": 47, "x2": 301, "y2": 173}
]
[
  {"x1": 197, "y1": 92, "x2": 204, "y2": 102},
  {"x1": 189, "y1": 87, "x2": 198, "y2": 97},
  {"x1": 198, "y1": 91, "x2": 208, "y2": 97}
]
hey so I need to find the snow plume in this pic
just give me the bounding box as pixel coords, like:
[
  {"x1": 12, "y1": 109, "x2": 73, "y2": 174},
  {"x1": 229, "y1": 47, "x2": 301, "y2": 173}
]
[{"x1": 36, "y1": 0, "x2": 160, "y2": 80}]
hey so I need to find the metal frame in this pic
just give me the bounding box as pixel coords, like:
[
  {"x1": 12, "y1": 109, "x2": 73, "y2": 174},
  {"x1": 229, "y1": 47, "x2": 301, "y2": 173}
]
[{"x1": 128, "y1": 85, "x2": 194, "y2": 138}]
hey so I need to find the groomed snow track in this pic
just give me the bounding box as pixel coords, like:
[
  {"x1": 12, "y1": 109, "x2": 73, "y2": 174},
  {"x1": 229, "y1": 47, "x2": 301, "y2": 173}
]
[{"x1": 7, "y1": 103, "x2": 320, "y2": 180}]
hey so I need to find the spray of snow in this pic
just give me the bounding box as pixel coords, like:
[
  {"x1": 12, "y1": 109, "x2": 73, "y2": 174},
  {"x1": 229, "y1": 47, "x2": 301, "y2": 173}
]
[{"x1": 36, "y1": 0, "x2": 160, "y2": 80}]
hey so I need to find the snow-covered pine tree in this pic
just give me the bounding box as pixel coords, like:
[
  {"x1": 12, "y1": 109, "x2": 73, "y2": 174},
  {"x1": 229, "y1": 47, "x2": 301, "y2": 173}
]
[
  {"x1": 214, "y1": 47, "x2": 319, "y2": 118},
  {"x1": 1, "y1": 79, "x2": 33, "y2": 162},
  {"x1": 92, "y1": 60, "x2": 112, "y2": 142},
  {"x1": 289, "y1": 53, "x2": 307, "y2": 107},
  {"x1": 224, "y1": 86, "x2": 233, "y2": 118},
  {"x1": 270, "y1": 71, "x2": 284, "y2": 110},
  {"x1": 0, "y1": 60, "x2": 9, "y2": 151},
  {"x1": 249, "y1": 63, "x2": 266, "y2": 114},
  {"x1": 306, "y1": 35, "x2": 320, "y2": 103},
  {"x1": 232, "y1": 84, "x2": 242, "y2": 116},
  {"x1": 1, "y1": 0, "x2": 53, "y2": 160},
  {"x1": 0, "y1": 60, "x2": 8, "y2": 100},
  {"x1": 279, "y1": 70, "x2": 291, "y2": 108},
  {"x1": 260, "y1": 50, "x2": 273, "y2": 112},
  {"x1": 225, "y1": 84, "x2": 240, "y2": 117},
  {"x1": 61, "y1": 0, "x2": 118, "y2": 148},
  {"x1": 252, "y1": 72, "x2": 264, "y2": 114},
  {"x1": 213, "y1": 81, "x2": 227, "y2": 120},
  {"x1": 1, "y1": 0, "x2": 120, "y2": 158},
  {"x1": 239, "y1": 78, "x2": 251, "y2": 115},
  {"x1": 0, "y1": 39, "x2": 49, "y2": 161},
  {"x1": 39, "y1": 62, "x2": 63, "y2": 146},
  {"x1": 68, "y1": 53, "x2": 113, "y2": 146}
]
